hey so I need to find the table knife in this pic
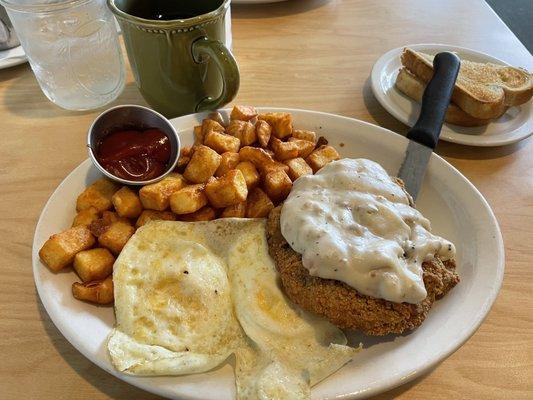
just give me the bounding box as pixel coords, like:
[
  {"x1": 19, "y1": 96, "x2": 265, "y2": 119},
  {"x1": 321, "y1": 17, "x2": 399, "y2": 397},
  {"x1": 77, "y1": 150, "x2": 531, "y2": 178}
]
[{"x1": 398, "y1": 52, "x2": 461, "y2": 201}]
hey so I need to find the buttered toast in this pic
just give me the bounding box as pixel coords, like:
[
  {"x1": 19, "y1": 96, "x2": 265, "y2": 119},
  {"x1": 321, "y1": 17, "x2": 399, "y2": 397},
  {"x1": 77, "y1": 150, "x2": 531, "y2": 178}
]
[
  {"x1": 395, "y1": 68, "x2": 493, "y2": 127},
  {"x1": 400, "y1": 48, "x2": 533, "y2": 120}
]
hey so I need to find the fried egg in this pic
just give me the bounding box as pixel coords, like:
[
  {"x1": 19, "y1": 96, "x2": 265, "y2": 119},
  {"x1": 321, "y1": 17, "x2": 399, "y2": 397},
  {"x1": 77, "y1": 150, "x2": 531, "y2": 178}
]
[{"x1": 108, "y1": 219, "x2": 358, "y2": 398}]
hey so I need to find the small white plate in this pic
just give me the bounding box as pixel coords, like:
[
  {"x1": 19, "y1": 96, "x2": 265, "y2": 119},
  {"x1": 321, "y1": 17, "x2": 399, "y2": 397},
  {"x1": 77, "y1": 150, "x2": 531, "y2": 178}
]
[
  {"x1": 0, "y1": 44, "x2": 26, "y2": 69},
  {"x1": 371, "y1": 44, "x2": 533, "y2": 147},
  {"x1": 33, "y1": 108, "x2": 504, "y2": 399}
]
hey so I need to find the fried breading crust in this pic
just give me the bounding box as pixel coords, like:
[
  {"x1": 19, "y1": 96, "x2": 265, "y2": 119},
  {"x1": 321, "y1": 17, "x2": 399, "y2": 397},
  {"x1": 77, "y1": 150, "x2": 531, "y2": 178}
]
[{"x1": 266, "y1": 206, "x2": 459, "y2": 336}]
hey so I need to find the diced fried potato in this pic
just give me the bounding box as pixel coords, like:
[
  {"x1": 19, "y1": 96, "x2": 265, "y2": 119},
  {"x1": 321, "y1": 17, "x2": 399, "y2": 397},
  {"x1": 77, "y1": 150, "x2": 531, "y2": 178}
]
[
  {"x1": 226, "y1": 120, "x2": 256, "y2": 146},
  {"x1": 98, "y1": 220, "x2": 134, "y2": 255},
  {"x1": 305, "y1": 145, "x2": 340, "y2": 172},
  {"x1": 201, "y1": 118, "x2": 225, "y2": 136},
  {"x1": 235, "y1": 161, "x2": 260, "y2": 189},
  {"x1": 262, "y1": 169, "x2": 292, "y2": 203},
  {"x1": 135, "y1": 210, "x2": 177, "y2": 228},
  {"x1": 207, "y1": 111, "x2": 226, "y2": 127},
  {"x1": 179, "y1": 206, "x2": 216, "y2": 222},
  {"x1": 260, "y1": 161, "x2": 290, "y2": 174},
  {"x1": 315, "y1": 136, "x2": 329, "y2": 148},
  {"x1": 221, "y1": 201, "x2": 246, "y2": 218},
  {"x1": 181, "y1": 146, "x2": 194, "y2": 157},
  {"x1": 292, "y1": 129, "x2": 317, "y2": 143},
  {"x1": 284, "y1": 157, "x2": 313, "y2": 181},
  {"x1": 39, "y1": 226, "x2": 95, "y2": 272},
  {"x1": 270, "y1": 137, "x2": 299, "y2": 160},
  {"x1": 193, "y1": 125, "x2": 204, "y2": 145},
  {"x1": 205, "y1": 170, "x2": 248, "y2": 208},
  {"x1": 73, "y1": 248, "x2": 114, "y2": 282},
  {"x1": 230, "y1": 105, "x2": 257, "y2": 121},
  {"x1": 246, "y1": 188, "x2": 274, "y2": 218},
  {"x1": 101, "y1": 211, "x2": 119, "y2": 223},
  {"x1": 169, "y1": 184, "x2": 208, "y2": 214},
  {"x1": 258, "y1": 112, "x2": 292, "y2": 138},
  {"x1": 139, "y1": 173, "x2": 186, "y2": 211},
  {"x1": 183, "y1": 145, "x2": 222, "y2": 183},
  {"x1": 255, "y1": 120, "x2": 272, "y2": 148},
  {"x1": 215, "y1": 152, "x2": 240, "y2": 177},
  {"x1": 239, "y1": 146, "x2": 275, "y2": 166},
  {"x1": 204, "y1": 130, "x2": 241, "y2": 153},
  {"x1": 72, "y1": 276, "x2": 113, "y2": 304},
  {"x1": 111, "y1": 186, "x2": 143, "y2": 218},
  {"x1": 288, "y1": 138, "x2": 315, "y2": 158},
  {"x1": 176, "y1": 154, "x2": 190, "y2": 172},
  {"x1": 72, "y1": 206, "x2": 99, "y2": 227},
  {"x1": 76, "y1": 178, "x2": 120, "y2": 212}
]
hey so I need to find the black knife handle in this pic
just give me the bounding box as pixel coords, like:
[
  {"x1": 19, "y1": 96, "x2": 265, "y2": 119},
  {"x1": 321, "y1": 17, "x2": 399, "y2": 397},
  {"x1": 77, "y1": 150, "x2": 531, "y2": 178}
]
[{"x1": 407, "y1": 52, "x2": 461, "y2": 149}]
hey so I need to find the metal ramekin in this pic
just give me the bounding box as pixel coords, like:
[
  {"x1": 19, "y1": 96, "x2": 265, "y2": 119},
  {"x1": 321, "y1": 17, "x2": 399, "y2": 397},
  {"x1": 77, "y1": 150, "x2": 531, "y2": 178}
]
[{"x1": 87, "y1": 105, "x2": 181, "y2": 186}]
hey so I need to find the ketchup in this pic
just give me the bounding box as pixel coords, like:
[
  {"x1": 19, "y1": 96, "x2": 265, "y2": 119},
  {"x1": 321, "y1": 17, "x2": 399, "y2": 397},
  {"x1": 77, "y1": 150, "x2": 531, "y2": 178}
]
[{"x1": 96, "y1": 128, "x2": 171, "y2": 181}]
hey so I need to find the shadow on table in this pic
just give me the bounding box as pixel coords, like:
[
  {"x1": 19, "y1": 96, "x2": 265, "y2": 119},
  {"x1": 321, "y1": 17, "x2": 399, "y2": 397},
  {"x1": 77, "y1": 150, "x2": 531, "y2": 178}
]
[
  {"x1": 361, "y1": 76, "x2": 529, "y2": 161},
  {"x1": 232, "y1": 0, "x2": 330, "y2": 19},
  {"x1": 36, "y1": 293, "x2": 164, "y2": 400}
]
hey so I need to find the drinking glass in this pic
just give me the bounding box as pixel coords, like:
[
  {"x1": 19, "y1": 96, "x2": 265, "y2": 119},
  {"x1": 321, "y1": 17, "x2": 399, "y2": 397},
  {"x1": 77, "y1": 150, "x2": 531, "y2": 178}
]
[{"x1": 1, "y1": 0, "x2": 125, "y2": 110}]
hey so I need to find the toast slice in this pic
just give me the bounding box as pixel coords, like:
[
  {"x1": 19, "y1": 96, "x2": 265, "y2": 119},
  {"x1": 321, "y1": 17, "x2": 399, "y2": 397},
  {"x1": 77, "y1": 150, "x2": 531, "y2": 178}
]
[
  {"x1": 395, "y1": 68, "x2": 493, "y2": 127},
  {"x1": 401, "y1": 48, "x2": 533, "y2": 119}
]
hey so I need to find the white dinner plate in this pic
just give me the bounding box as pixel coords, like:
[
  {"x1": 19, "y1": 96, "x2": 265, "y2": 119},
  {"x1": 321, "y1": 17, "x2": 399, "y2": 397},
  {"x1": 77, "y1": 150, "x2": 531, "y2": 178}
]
[
  {"x1": 33, "y1": 108, "x2": 504, "y2": 399},
  {"x1": 371, "y1": 43, "x2": 533, "y2": 147},
  {"x1": 0, "y1": 44, "x2": 26, "y2": 69}
]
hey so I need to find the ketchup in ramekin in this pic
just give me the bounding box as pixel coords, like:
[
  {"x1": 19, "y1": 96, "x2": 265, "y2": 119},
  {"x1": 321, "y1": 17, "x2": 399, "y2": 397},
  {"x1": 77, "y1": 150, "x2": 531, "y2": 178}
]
[{"x1": 96, "y1": 128, "x2": 171, "y2": 181}]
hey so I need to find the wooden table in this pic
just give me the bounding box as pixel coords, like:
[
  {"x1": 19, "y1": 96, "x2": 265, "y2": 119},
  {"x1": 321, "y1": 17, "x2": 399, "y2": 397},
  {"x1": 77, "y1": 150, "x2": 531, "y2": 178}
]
[{"x1": 1, "y1": 0, "x2": 531, "y2": 398}]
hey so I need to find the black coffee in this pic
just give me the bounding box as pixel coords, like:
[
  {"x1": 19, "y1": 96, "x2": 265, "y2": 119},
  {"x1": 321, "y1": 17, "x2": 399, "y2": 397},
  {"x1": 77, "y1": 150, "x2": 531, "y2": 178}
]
[{"x1": 119, "y1": 0, "x2": 224, "y2": 20}]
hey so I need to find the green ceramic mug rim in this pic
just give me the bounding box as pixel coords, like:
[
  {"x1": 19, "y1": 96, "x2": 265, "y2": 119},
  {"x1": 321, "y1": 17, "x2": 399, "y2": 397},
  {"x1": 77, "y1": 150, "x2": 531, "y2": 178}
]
[{"x1": 107, "y1": 0, "x2": 230, "y2": 29}]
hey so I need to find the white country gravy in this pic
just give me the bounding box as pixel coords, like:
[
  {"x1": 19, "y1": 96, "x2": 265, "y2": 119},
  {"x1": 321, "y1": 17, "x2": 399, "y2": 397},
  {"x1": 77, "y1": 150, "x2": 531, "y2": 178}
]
[{"x1": 280, "y1": 158, "x2": 455, "y2": 304}]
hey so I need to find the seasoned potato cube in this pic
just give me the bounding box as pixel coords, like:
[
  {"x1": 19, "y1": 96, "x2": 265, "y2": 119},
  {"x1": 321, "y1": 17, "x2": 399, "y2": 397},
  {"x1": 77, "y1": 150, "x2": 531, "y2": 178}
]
[
  {"x1": 236, "y1": 161, "x2": 260, "y2": 189},
  {"x1": 201, "y1": 118, "x2": 225, "y2": 136},
  {"x1": 193, "y1": 125, "x2": 204, "y2": 145},
  {"x1": 258, "y1": 112, "x2": 292, "y2": 139},
  {"x1": 112, "y1": 187, "x2": 143, "y2": 218},
  {"x1": 270, "y1": 137, "x2": 299, "y2": 160},
  {"x1": 207, "y1": 111, "x2": 226, "y2": 127},
  {"x1": 76, "y1": 178, "x2": 120, "y2": 212},
  {"x1": 169, "y1": 184, "x2": 208, "y2": 214},
  {"x1": 221, "y1": 201, "x2": 246, "y2": 218},
  {"x1": 284, "y1": 157, "x2": 313, "y2": 181},
  {"x1": 288, "y1": 138, "x2": 315, "y2": 158},
  {"x1": 135, "y1": 210, "x2": 177, "y2": 228},
  {"x1": 139, "y1": 173, "x2": 186, "y2": 211},
  {"x1": 179, "y1": 206, "x2": 217, "y2": 222},
  {"x1": 98, "y1": 220, "x2": 134, "y2": 255},
  {"x1": 215, "y1": 152, "x2": 240, "y2": 177},
  {"x1": 230, "y1": 105, "x2": 257, "y2": 121},
  {"x1": 292, "y1": 129, "x2": 317, "y2": 143},
  {"x1": 246, "y1": 188, "x2": 275, "y2": 218},
  {"x1": 181, "y1": 146, "x2": 194, "y2": 157},
  {"x1": 204, "y1": 130, "x2": 241, "y2": 153},
  {"x1": 175, "y1": 146, "x2": 193, "y2": 172},
  {"x1": 255, "y1": 120, "x2": 272, "y2": 148},
  {"x1": 72, "y1": 206, "x2": 99, "y2": 227},
  {"x1": 263, "y1": 169, "x2": 292, "y2": 203},
  {"x1": 89, "y1": 211, "x2": 121, "y2": 237},
  {"x1": 205, "y1": 169, "x2": 248, "y2": 208},
  {"x1": 305, "y1": 145, "x2": 340, "y2": 172},
  {"x1": 239, "y1": 146, "x2": 275, "y2": 165},
  {"x1": 227, "y1": 120, "x2": 256, "y2": 146},
  {"x1": 39, "y1": 226, "x2": 95, "y2": 272},
  {"x1": 72, "y1": 276, "x2": 113, "y2": 305},
  {"x1": 73, "y1": 248, "x2": 114, "y2": 282},
  {"x1": 101, "y1": 211, "x2": 119, "y2": 223},
  {"x1": 183, "y1": 145, "x2": 222, "y2": 183}
]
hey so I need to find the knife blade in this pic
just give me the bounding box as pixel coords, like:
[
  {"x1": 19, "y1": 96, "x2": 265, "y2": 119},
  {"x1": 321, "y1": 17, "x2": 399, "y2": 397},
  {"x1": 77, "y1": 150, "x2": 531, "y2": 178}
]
[{"x1": 398, "y1": 52, "x2": 461, "y2": 201}]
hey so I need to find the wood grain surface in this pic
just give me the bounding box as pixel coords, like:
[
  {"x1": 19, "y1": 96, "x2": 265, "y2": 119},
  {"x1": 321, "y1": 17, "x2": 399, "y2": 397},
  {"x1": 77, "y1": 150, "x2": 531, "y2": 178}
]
[{"x1": 1, "y1": 0, "x2": 531, "y2": 399}]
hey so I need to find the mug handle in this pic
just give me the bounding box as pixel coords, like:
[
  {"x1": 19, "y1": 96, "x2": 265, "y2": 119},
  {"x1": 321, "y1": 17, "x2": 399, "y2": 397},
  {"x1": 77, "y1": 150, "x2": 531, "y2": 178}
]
[{"x1": 192, "y1": 36, "x2": 240, "y2": 112}]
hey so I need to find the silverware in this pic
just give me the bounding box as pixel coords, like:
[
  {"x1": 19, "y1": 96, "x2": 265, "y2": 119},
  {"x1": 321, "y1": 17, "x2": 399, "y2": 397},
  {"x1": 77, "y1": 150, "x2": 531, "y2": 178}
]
[
  {"x1": 398, "y1": 52, "x2": 460, "y2": 200},
  {"x1": 87, "y1": 104, "x2": 181, "y2": 186}
]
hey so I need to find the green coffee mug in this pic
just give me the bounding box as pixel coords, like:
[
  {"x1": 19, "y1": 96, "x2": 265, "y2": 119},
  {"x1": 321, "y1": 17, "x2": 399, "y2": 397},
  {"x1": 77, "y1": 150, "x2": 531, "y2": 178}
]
[{"x1": 108, "y1": 0, "x2": 239, "y2": 118}]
